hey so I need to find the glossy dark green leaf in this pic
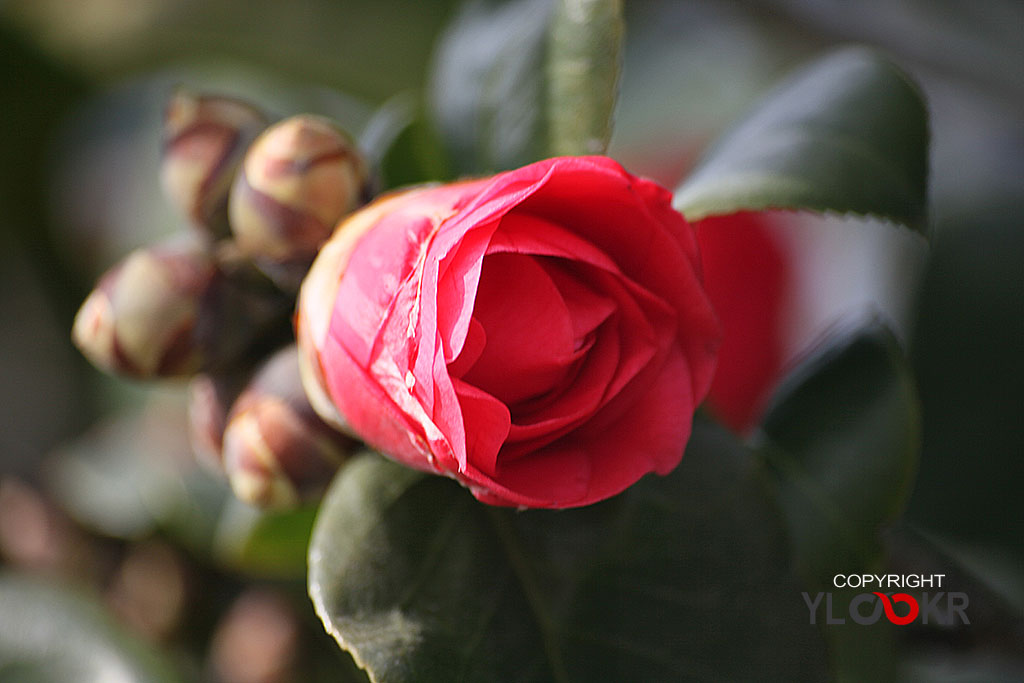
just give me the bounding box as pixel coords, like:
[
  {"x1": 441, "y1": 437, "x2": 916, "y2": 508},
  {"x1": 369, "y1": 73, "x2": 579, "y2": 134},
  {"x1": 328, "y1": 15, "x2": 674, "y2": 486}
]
[
  {"x1": 546, "y1": 0, "x2": 623, "y2": 156},
  {"x1": 357, "y1": 93, "x2": 417, "y2": 167},
  {"x1": 213, "y1": 499, "x2": 318, "y2": 579},
  {"x1": 758, "y1": 323, "x2": 920, "y2": 682},
  {"x1": 0, "y1": 573, "x2": 182, "y2": 683},
  {"x1": 674, "y1": 48, "x2": 929, "y2": 233},
  {"x1": 376, "y1": 109, "x2": 453, "y2": 189},
  {"x1": 428, "y1": 0, "x2": 553, "y2": 174},
  {"x1": 309, "y1": 423, "x2": 827, "y2": 682},
  {"x1": 759, "y1": 321, "x2": 920, "y2": 585}
]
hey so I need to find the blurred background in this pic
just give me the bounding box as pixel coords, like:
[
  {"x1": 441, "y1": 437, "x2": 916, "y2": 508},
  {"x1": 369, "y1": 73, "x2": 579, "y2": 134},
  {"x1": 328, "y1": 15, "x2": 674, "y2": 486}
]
[{"x1": 1, "y1": 0, "x2": 1021, "y2": 681}]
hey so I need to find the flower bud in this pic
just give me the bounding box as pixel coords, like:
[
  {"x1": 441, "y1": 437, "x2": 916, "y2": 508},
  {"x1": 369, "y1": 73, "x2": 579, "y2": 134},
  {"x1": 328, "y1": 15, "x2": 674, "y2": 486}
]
[
  {"x1": 222, "y1": 345, "x2": 354, "y2": 508},
  {"x1": 161, "y1": 90, "x2": 268, "y2": 238},
  {"x1": 228, "y1": 115, "x2": 369, "y2": 265},
  {"x1": 73, "y1": 238, "x2": 215, "y2": 377},
  {"x1": 72, "y1": 237, "x2": 292, "y2": 378}
]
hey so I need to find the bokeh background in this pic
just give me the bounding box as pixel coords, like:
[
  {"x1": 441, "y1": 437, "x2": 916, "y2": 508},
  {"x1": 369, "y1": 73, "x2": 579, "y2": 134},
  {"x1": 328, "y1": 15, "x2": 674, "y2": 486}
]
[{"x1": 1, "y1": 1, "x2": 1021, "y2": 681}]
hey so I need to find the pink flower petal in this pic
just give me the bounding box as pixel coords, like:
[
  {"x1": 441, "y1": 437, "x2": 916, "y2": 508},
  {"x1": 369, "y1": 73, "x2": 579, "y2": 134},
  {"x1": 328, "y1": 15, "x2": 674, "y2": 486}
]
[
  {"x1": 320, "y1": 329, "x2": 435, "y2": 471},
  {"x1": 697, "y1": 212, "x2": 790, "y2": 432},
  {"x1": 469, "y1": 345, "x2": 693, "y2": 508},
  {"x1": 461, "y1": 252, "x2": 576, "y2": 406},
  {"x1": 446, "y1": 317, "x2": 486, "y2": 379},
  {"x1": 452, "y1": 377, "x2": 510, "y2": 477},
  {"x1": 516, "y1": 158, "x2": 719, "y2": 401}
]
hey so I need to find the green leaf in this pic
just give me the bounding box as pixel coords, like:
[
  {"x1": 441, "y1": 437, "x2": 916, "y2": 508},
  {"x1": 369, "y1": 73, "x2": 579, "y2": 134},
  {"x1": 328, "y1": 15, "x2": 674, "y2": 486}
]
[
  {"x1": 212, "y1": 499, "x2": 318, "y2": 579},
  {"x1": 546, "y1": 0, "x2": 623, "y2": 156},
  {"x1": 674, "y1": 48, "x2": 929, "y2": 233},
  {"x1": 357, "y1": 92, "x2": 418, "y2": 169},
  {"x1": 759, "y1": 321, "x2": 920, "y2": 584},
  {"x1": 758, "y1": 322, "x2": 920, "y2": 681},
  {"x1": 0, "y1": 573, "x2": 182, "y2": 683},
  {"x1": 309, "y1": 423, "x2": 828, "y2": 682},
  {"x1": 375, "y1": 106, "x2": 454, "y2": 189},
  {"x1": 428, "y1": 0, "x2": 553, "y2": 175}
]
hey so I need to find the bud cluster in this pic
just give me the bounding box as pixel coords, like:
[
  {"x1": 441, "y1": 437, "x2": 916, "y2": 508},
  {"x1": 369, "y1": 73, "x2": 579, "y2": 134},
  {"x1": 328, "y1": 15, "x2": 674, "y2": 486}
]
[{"x1": 72, "y1": 89, "x2": 372, "y2": 507}]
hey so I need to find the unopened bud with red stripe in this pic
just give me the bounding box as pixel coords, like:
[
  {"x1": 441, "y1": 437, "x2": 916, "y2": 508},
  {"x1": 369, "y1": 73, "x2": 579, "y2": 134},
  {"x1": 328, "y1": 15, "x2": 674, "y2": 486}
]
[
  {"x1": 73, "y1": 237, "x2": 215, "y2": 377},
  {"x1": 222, "y1": 345, "x2": 354, "y2": 508},
  {"x1": 161, "y1": 90, "x2": 268, "y2": 238},
  {"x1": 228, "y1": 115, "x2": 369, "y2": 268},
  {"x1": 72, "y1": 237, "x2": 291, "y2": 378}
]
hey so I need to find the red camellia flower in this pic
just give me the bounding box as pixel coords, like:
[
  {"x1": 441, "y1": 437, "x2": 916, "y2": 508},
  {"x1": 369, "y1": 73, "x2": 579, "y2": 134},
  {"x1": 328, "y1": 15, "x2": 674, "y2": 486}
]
[
  {"x1": 296, "y1": 156, "x2": 720, "y2": 508},
  {"x1": 696, "y1": 212, "x2": 791, "y2": 433}
]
